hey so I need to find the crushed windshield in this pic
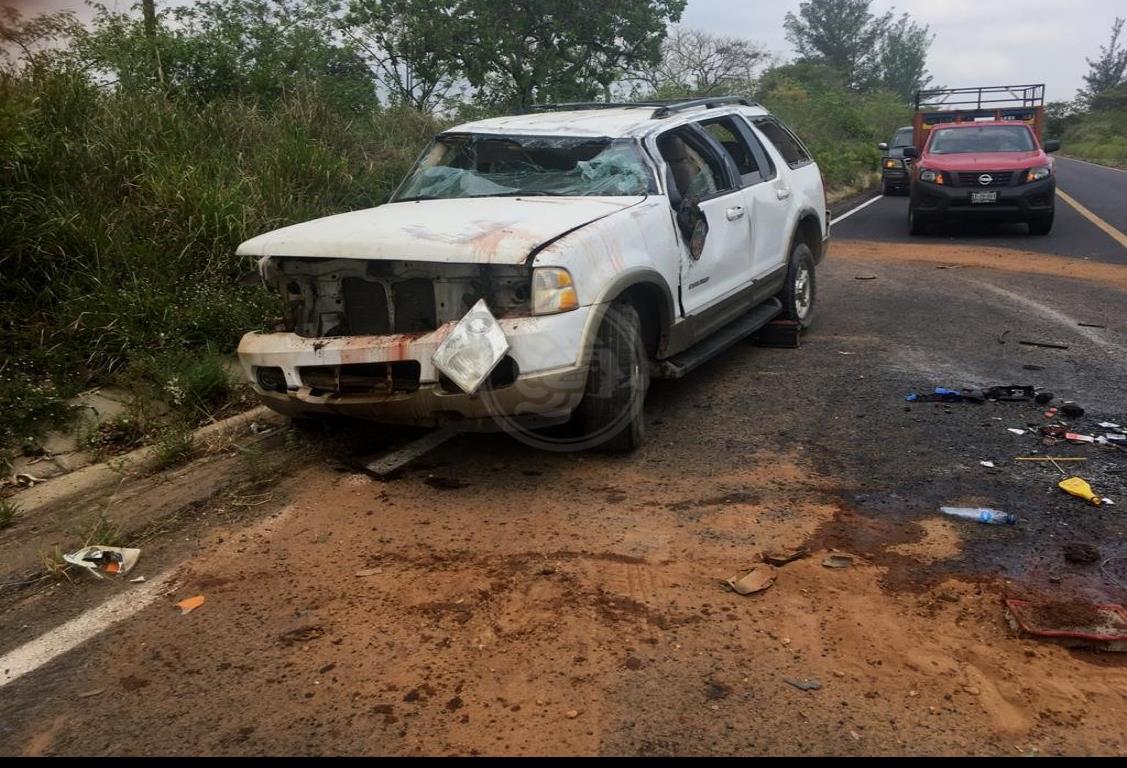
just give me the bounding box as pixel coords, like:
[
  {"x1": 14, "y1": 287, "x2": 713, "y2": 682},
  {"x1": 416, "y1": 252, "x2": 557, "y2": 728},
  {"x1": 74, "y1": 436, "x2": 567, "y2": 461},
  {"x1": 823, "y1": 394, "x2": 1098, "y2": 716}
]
[
  {"x1": 891, "y1": 129, "x2": 914, "y2": 148},
  {"x1": 929, "y1": 125, "x2": 1036, "y2": 154},
  {"x1": 394, "y1": 134, "x2": 656, "y2": 200}
]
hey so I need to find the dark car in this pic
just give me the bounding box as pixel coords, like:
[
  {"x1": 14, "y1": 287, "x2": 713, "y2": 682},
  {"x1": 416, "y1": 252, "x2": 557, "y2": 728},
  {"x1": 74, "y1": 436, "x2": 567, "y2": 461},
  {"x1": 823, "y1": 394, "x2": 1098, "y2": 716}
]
[
  {"x1": 878, "y1": 126, "x2": 914, "y2": 195},
  {"x1": 903, "y1": 122, "x2": 1060, "y2": 236}
]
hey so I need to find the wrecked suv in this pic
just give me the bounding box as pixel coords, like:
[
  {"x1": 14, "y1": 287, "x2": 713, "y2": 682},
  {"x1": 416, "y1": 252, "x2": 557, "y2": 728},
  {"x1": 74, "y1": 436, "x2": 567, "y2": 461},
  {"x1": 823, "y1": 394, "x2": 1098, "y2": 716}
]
[{"x1": 237, "y1": 97, "x2": 829, "y2": 451}]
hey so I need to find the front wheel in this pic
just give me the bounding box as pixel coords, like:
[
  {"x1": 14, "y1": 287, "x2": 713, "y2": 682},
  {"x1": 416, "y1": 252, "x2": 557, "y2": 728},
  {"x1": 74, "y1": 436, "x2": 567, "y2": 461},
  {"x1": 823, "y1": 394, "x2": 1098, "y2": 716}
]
[
  {"x1": 575, "y1": 303, "x2": 649, "y2": 453},
  {"x1": 780, "y1": 242, "x2": 816, "y2": 330},
  {"x1": 908, "y1": 206, "x2": 926, "y2": 236},
  {"x1": 1029, "y1": 212, "x2": 1054, "y2": 236}
]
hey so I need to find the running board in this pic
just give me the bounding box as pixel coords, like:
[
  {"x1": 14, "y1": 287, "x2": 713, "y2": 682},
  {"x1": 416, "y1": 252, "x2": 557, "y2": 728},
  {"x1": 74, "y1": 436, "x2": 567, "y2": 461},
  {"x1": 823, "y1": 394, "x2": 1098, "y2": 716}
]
[{"x1": 654, "y1": 299, "x2": 783, "y2": 380}]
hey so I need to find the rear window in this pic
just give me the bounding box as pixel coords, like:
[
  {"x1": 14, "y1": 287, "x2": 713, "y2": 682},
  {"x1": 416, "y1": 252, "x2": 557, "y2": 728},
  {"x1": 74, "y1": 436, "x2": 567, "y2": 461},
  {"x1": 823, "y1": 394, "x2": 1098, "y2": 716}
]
[{"x1": 754, "y1": 118, "x2": 812, "y2": 168}]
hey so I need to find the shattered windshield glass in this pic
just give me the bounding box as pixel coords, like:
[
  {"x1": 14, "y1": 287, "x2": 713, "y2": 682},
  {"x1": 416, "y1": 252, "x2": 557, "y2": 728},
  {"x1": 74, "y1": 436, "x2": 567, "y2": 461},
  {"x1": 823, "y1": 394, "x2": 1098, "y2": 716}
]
[{"x1": 394, "y1": 134, "x2": 657, "y2": 200}]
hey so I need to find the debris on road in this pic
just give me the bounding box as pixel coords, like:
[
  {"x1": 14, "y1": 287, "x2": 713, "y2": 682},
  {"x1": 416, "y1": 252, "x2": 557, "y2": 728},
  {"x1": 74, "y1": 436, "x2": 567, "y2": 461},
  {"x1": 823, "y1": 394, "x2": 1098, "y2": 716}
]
[
  {"x1": 1059, "y1": 477, "x2": 1101, "y2": 506},
  {"x1": 1065, "y1": 433, "x2": 1096, "y2": 444},
  {"x1": 176, "y1": 595, "x2": 206, "y2": 615},
  {"x1": 355, "y1": 568, "x2": 383, "y2": 578},
  {"x1": 62, "y1": 546, "x2": 141, "y2": 579},
  {"x1": 1023, "y1": 364, "x2": 1046, "y2": 371},
  {"x1": 784, "y1": 678, "x2": 823, "y2": 691},
  {"x1": 1044, "y1": 408, "x2": 1059, "y2": 419},
  {"x1": 1015, "y1": 457, "x2": 1087, "y2": 463},
  {"x1": 763, "y1": 549, "x2": 809, "y2": 567},
  {"x1": 754, "y1": 320, "x2": 801, "y2": 348},
  {"x1": 1008, "y1": 428, "x2": 1027, "y2": 436},
  {"x1": 1020, "y1": 340, "x2": 1070, "y2": 350},
  {"x1": 822, "y1": 553, "x2": 856, "y2": 569},
  {"x1": 855, "y1": 275, "x2": 878, "y2": 280},
  {"x1": 1063, "y1": 543, "x2": 1100, "y2": 564},
  {"x1": 724, "y1": 564, "x2": 777, "y2": 596},
  {"x1": 1098, "y1": 422, "x2": 1123, "y2": 430},
  {"x1": 1061, "y1": 403, "x2": 1086, "y2": 418},
  {"x1": 906, "y1": 385, "x2": 1037, "y2": 404},
  {"x1": 940, "y1": 507, "x2": 1016, "y2": 526},
  {"x1": 130, "y1": 576, "x2": 145, "y2": 583},
  {"x1": 1035, "y1": 392, "x2": 1055, "y2": 405},
  {"x1": 1005, "y1": 599, "x2": 1127, "y2": 652},
  {"x1": 1078, "y1": 323, "x2": 1106, "y2": 329},
  {"x1": 980, "y1": 461, "x2": 996, "y2": 468}
]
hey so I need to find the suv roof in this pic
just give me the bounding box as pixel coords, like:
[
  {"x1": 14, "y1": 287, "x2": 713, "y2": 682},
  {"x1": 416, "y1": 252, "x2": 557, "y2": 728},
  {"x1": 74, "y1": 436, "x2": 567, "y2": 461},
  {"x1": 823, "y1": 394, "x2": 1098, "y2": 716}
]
[{"x1": 449, "y1": 97, "x2": 770, "y2": 139}]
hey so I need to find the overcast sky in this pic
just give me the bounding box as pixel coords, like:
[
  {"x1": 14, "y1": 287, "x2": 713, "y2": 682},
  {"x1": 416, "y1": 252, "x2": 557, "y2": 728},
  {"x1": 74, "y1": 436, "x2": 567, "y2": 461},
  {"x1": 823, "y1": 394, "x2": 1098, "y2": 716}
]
[{"x1": 6, "y1": 0, "x2": 1123, "y2": 102}]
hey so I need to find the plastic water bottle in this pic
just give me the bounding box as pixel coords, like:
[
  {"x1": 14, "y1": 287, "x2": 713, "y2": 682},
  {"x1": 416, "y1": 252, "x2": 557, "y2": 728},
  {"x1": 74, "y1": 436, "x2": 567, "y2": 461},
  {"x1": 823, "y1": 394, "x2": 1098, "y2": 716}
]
[{"x1": 940, "y1": 507, "x2": 1016, "y2": 526}]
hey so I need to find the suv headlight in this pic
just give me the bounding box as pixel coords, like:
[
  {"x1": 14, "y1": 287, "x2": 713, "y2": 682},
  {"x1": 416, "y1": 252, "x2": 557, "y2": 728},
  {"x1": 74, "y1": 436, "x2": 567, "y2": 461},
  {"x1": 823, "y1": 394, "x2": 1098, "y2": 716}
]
[
  {"x1": 918, "y1": 168, "x2": 944, "y2": 185},
  {"x1": 1026, "y1": 166, "x2": 1052, "y2": 183},
  {"x1": 531, "y1": 267, "x2": 579, "y2": 315},
  {"x1": 883, "y1": 158, "x2": 904, "y2": 170}
]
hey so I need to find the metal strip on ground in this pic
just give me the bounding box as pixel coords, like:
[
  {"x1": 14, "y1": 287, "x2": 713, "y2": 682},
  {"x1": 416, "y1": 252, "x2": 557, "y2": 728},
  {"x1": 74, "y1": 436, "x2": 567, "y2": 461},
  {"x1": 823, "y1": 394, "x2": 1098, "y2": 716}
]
[
  {"x1": 832, "y1": 195, "x2": 884, "y2": 225},
  {"x1": 1057, "y1": 189, "x2": 1127, "y2": 252},
  {"x1": 360, "y1": 428, "x2": 457, "y2": 478}
]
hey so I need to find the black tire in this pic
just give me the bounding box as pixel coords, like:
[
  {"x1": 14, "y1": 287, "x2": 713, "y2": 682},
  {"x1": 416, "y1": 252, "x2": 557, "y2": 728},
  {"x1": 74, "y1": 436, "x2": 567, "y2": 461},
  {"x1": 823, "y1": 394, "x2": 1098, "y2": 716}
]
[
  {"x1": 1029, "y1": 211, "x2": 1054, "y2": 236},
  {"x1": 575, "y1": 303, "x2": 649, "y2": 453},
  {"x1": 908, "y1": 205, "x2": 926, "y2": 236},
  {"x1": 780, "y1": 241, "x2": 816, "y2": 330},
  {"x1": 882, "y1": 181, "x2": 893, "y2": 196}
]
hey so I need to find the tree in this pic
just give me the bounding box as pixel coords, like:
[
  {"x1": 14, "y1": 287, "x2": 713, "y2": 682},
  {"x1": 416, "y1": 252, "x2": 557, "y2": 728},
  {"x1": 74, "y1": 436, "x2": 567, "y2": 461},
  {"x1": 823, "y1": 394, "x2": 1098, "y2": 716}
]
[
  {"x1": 783, "y1": 0, "x2": 891, "y2": 91},
  {"x1": 454, "y1": 0, "x2": 687, "y2": 109},
  {"x1": 342, "y1": 0, "x2": 461, "y2": 113},
  {"x1": 1079, "y1": 17, "x2": 1127, "y2": 106},
  {"x1": 0, "y1": 6, "x2": 84, "y2": 75},
  {"x1": 879, "y1": 13, "x2": 934, "y2": 104},
  {"x1": 80, "y1": 0, "x2": 379, "y2": 111},
  {"x1": 629, "y1": 26, "x2": 769, "y2": 98}
]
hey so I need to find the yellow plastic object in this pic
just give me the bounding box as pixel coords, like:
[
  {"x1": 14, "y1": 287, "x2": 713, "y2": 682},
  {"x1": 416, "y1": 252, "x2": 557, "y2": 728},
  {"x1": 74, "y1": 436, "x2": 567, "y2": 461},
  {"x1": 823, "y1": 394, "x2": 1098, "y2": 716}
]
[{"x1": 1058, "y1": 477, "x2": 1101, "y2": 507}]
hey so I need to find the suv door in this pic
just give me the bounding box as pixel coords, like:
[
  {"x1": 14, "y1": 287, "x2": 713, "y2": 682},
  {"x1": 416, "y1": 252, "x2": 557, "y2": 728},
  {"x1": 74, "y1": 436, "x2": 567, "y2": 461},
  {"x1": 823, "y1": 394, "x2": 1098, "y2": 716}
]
[
  {"x1": 699, "y1": 114, "x2": 789, "y2": 280},
  {"x1": 656, "y1": 126, "x2": 753, "y2": 317}
]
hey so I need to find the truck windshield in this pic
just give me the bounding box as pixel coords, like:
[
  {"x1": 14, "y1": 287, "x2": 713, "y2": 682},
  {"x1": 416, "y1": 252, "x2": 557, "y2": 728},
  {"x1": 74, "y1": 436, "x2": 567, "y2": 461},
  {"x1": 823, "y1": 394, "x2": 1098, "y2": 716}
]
[
  {"x1": 395, "y1": 134, "x2": 656, "y2": 201},
  {"x1": 891, "y1": 128, "x2": 914, "y2": 148},
  {"x1": 929, "y1": 125, "x2": 1036, "y2": 154}
]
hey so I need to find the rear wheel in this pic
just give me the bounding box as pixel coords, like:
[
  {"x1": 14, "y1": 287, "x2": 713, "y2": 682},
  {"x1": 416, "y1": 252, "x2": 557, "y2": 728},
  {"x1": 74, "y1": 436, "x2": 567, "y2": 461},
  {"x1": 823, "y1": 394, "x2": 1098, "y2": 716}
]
[
  {"x1": 1029, "y1": 211, "x2": 1054, "y2": 236},
  {"x1": 780, "y1": 242, "x2": 816, "y2": 330},
  {"x1": 575, "y1": 302, "x2": 648, "y2": 453}
]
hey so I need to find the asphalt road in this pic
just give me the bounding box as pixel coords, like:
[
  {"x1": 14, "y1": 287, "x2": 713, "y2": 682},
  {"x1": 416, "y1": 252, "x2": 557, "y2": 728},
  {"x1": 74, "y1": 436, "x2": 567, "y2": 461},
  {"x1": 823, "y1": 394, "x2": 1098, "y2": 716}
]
[
  {"x1": 835, "y1": 156, "x2": 1127, "y2": 265},
  {"x1": 1, "y1": 166, "x2": 1126, "y2": 756}
]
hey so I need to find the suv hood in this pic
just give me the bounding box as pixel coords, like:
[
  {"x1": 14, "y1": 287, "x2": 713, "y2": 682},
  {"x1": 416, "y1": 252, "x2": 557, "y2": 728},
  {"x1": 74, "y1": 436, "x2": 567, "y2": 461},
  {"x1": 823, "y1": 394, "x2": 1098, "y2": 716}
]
[
  {"x1": 237, "y1": 196, "x2": 644, "y2": 264},
  {"x1": 922, "y1": 150, "x2": 1047, "y2": 171}
]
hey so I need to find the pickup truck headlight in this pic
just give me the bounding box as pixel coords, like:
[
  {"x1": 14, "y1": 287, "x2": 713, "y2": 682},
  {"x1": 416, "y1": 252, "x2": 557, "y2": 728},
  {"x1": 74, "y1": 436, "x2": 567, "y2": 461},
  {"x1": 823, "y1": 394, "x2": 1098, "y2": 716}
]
[
  {"x1": 918, "y1": 168, "x2": 945, "y2": 185},
  {"x1": 883, "y1": 158, "x2": 904, "y2": 170},
  {"x1": 1026, "y1": 166, "x2": 1052, "y2": 183},
  {"x1": 531, "y1": 267, "x2": 579, "y2": 315}
]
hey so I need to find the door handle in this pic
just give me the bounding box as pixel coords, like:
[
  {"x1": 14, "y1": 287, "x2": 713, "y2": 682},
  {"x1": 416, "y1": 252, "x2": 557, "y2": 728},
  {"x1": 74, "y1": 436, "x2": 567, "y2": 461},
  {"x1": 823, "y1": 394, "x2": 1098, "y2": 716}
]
[
  {"x1": 726, "y1": 206, "x2": 746, "y2": 221},
  {"x1": 776, "y1": 187, "x2": 792, "y2": 201}
]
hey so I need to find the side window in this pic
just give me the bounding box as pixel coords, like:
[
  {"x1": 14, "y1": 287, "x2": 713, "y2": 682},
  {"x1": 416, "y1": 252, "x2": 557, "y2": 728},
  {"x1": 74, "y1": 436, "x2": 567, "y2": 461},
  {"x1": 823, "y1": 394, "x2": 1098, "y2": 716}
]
[
  {"x1": 657, "y1": 129, "x2": 729, "y2": 200},
  {"x1": 754, "y1": 118, "x2": 813, "y2": 169},
  {"x1": 699, "y1": 116, "x2": 766, "y2": 185}
]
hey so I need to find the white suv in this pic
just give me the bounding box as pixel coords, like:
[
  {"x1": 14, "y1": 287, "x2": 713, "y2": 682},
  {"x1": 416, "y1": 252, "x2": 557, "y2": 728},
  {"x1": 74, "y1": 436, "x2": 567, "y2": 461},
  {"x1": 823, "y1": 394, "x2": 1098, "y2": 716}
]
[{"x1": 237, "y1": 97, "x2": 829, "y2": 451}]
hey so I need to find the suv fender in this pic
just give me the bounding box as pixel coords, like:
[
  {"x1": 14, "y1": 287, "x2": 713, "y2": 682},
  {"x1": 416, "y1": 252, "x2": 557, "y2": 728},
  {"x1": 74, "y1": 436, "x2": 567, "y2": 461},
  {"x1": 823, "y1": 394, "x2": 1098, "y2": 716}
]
[{"x1": 576, "y1": 269, "x2": 675, "y2": 370}]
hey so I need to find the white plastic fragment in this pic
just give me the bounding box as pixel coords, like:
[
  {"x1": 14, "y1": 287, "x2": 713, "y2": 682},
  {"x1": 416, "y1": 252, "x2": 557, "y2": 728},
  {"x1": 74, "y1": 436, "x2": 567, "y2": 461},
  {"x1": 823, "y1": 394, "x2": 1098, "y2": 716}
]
[
  {"x1": 1008, "y1": 428, "x2": 1026, "y2": 436},
  {"x1": 980, "y1": 461, "x2": 996, "y2": 468},
  {"x1": 62, "y1": 546, "x2": 141, "y2": 580}
]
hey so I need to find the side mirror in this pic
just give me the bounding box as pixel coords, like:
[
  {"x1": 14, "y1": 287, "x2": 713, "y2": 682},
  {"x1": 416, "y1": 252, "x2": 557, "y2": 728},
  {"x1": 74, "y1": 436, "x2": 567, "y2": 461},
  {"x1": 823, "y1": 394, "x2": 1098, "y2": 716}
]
[
  {"x1": 902, "y1": 146, "x2": 920, "y2": 159},
  {"x1": 1044, "y1": 140, "x2": 1061, "y2": 154},
  {"x1": 878, "y1": 142, "x2": 889, "y2": 151}
]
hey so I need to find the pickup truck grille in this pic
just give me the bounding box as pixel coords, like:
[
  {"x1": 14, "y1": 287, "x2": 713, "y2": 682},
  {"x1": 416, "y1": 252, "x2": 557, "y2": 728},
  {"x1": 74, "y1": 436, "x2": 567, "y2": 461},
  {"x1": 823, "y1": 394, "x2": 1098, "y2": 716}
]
[{"x1": 956, "y1": 171, "x2": 1013, "y2": 187}]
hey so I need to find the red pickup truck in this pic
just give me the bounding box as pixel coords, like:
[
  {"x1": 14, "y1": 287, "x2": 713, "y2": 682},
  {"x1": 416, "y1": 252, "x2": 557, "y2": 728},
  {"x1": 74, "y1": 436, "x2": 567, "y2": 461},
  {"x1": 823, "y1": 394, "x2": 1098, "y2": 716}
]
[{"x1": 902, "y1": 85, "x2": 1061, "y2": 236}]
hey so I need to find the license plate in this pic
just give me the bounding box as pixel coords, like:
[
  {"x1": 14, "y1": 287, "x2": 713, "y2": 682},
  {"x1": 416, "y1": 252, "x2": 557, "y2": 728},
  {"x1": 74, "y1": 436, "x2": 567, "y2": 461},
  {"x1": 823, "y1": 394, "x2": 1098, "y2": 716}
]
[{"x1": 970, "y1": 191, "x2": 998, "y2": 204}]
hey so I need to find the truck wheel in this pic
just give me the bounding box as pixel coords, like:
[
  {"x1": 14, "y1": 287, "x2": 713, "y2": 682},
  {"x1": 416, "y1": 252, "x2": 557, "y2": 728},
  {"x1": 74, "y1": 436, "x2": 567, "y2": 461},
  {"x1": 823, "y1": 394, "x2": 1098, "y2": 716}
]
[
  {"x1": 908, "y1": 206, "x2": 926, "y2": 236},
  {"x1": 1029, "y1": 212, "x2": 1054, "y2": 236},
  {"x1": 780, "y1": 242, "x2": 816, "y2": 330},
  {"x1": 576, "y1": 302, "x2": 648, "y2": 453}
]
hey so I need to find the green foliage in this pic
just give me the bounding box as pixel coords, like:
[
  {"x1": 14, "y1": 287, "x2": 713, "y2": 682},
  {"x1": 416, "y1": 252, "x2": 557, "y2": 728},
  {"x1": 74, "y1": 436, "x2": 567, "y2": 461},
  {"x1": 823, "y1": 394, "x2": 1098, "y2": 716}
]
[
  {"x1": 1079, "y1": 17, "x2": 1127, "y2": 106},
  {"x1": 756, "y1": 64, "x2": 912, "y2": 191},
  {"x1": 0, "y1": 499, "x2": 20, "y2": 529},
  {"x1": 784, "y1": 0, "x2": 892, "y2": 91},
  {"x1": 150, "y1": 423, "x2": 196, "y2": 471},
  {"x1": 1060, "y1": 108, "x2": 1127, "y2": 167}
]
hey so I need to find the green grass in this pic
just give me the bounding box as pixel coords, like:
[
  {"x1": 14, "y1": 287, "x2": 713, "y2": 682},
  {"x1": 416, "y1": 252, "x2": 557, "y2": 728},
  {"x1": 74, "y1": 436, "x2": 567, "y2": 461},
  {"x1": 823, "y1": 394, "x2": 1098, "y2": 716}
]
[
  {"x1": 0, "y1": 67, "x2": 439, "y2": 452},
  {"x1": 0, "y1": 499, "x2": 20, "y2": 529},
  {"x1": 1058, "y1": 109, "x2": 1127, "y2": 168}
]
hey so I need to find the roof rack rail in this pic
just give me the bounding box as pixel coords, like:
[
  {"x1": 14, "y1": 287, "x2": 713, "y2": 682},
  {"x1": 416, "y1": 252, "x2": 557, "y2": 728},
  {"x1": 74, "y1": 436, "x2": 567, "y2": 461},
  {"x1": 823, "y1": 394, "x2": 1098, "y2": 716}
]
[
  {"x1": 914, "y1": 84, "x2": 1045, "y2": 111},
  {"x1": 528, "y1": 96, "x2": 760, "y2": 119}
]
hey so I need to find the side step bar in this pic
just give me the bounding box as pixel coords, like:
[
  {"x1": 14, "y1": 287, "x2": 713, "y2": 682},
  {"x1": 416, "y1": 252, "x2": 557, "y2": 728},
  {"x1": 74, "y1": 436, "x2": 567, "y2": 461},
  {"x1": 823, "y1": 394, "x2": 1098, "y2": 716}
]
[{"x1": 654, "y1": 299, "x2": 784, "y2": 380}]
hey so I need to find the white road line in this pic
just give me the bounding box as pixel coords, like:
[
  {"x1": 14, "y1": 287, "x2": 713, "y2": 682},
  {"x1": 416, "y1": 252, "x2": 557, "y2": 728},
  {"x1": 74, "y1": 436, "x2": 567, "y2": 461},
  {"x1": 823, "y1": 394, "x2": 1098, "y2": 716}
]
[
  {"x1": 833, "y1": 195, "x2": 884, "y2": 225},
  {"x1": 1057, "y1": 156, "x2": 1127, "y2": 175},
  {"x1": 0, "y1": 571, "x2": 174, "y2": 688}
]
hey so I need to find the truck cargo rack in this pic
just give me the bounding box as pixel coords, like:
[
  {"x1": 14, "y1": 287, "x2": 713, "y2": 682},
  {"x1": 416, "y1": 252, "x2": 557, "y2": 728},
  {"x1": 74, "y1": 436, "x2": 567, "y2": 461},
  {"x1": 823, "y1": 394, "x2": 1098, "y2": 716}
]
[{"x1": 911, "y1": 84, "x2": 1047, "y2": 147}]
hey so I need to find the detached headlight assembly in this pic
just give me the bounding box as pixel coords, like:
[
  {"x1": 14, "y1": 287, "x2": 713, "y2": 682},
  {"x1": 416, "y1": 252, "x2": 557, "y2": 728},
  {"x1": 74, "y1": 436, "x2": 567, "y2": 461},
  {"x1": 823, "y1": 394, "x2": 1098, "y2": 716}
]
[
  {"x1": 531, "y1": 267, "x2": 579, "y2": 315},
  {"x1": 918, "y1": 168, "x2": 944, "y2": 185},
  {"x1": 1026, "y1": 166, "x2": 1052, "y2": 183}
]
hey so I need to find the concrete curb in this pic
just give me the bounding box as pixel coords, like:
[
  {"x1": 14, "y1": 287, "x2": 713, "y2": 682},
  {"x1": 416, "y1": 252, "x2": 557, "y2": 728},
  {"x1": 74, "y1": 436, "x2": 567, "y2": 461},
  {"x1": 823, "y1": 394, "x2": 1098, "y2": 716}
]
[{"x1": 10, "y1": 405, "x2": 280, "y2": 515}]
